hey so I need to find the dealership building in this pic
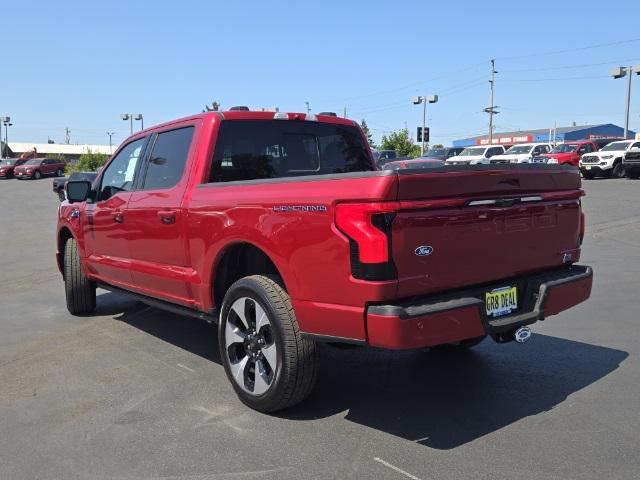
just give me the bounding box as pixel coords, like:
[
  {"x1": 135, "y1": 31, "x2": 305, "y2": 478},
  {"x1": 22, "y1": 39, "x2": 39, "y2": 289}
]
[
  {"x1": 452, "y1": 123, "x2": 634, "y2": 148},
  {"x1": 2, "y1": 142, "x2": 113, "y2": 160}
]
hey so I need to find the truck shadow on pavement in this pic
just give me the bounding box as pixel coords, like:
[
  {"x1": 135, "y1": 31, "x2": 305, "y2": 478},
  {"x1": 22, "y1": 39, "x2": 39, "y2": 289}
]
[{"x1": 104, "y1": 292, "x2": 627, "y2": 451}]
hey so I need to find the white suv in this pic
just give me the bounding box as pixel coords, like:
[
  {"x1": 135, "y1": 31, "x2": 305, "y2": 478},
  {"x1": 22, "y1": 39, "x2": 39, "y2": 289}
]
[
  {"x1": 579, "y1": 140, "x2": 640, "y2": 179},
  {"x1": 489, "y1": 143, "x2": 552, "y2": 164},
  {"x1": 446, "y1": 145, "x2": 506, "y2": 165}
]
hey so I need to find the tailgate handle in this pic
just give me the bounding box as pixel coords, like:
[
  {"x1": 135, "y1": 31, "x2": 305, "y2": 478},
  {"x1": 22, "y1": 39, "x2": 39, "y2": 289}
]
[
  {"x1": 158, "y1": 210, "x2": 177, "y2": 224},
  {"x1": 466, "y1": 196, "x2": 542, "y2": 207}
]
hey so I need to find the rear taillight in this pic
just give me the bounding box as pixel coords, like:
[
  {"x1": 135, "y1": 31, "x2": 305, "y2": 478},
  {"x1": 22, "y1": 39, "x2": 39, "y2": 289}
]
[{"x1": 335, "y1": 202, "x2": 398, "y2": 281}]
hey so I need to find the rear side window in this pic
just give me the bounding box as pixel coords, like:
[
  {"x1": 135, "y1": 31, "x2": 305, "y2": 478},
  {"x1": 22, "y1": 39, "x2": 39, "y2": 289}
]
[
  {"x1": 209, "y1": 120, "x2": 372, "y2": 183},
  {"x1": 142, "y1": 126, "x2": 194, "y2": 190}
]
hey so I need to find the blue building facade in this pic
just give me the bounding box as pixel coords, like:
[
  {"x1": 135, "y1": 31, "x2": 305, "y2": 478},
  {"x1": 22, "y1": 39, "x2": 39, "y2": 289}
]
[{"x1": 452, "y1": 123, "x2": 635, "y2": 148}]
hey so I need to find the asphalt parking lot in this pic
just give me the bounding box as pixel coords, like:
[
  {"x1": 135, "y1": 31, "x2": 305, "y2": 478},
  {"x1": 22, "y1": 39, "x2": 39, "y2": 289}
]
[{"x1": 1, "y1": 176, "x2": 639, "y2": 480}]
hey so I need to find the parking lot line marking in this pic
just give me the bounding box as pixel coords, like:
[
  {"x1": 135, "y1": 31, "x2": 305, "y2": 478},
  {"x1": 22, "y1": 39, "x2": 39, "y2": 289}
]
[
  {"x1": 374, "y1": 457, "x2": 423, "y2": 480},
  {"x1": 176, "y1": 363, "x2": 196, "y2": 373}
]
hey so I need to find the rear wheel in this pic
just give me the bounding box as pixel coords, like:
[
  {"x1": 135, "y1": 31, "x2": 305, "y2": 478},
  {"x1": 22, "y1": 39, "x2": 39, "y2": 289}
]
[
  {"x1": 56, "y1": 168, "x2": 63, "y2": 177},
  {"x1": 611, "y1": 161, "x2": 625, "y2": 179},
  {"x1": 34, "y1": 170, "x2": 42, "y2": 180},
  {"x1": 219, "y1": 275, "x2": 319, "y2": 412},
  {"x1": 64, "y1": 238, "x2": 96, "y2": 315}
]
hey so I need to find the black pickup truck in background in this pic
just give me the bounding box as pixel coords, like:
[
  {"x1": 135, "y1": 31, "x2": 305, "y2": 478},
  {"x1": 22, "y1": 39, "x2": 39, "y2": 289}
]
[
  {"x1": 623, "y1": 145, "x2": 640, "y2": 179},
  {"x1": 53, "y1": 171, "x2": 98, "y2": 201}
]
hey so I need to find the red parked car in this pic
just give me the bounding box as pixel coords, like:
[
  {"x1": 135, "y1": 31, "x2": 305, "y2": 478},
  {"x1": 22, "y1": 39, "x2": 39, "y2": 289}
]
[
  {"x1": 540, "y1": 141, "x2": 597, "y2": 166},
  {"x1": 14, "y1": 157, "x2": 66, "y2": 179},
  {"x1": 0, "y1": 158, "x2": 29, "y2": 179},
  {"x1": 58, "y1": 110, "x2": 592, "y2": 412}
]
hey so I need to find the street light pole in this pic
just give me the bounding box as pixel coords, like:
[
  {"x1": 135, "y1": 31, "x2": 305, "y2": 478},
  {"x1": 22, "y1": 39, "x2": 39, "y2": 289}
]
[
  {"x1": 612, "y1": 65, "x2": 640, "y2": 139},
  {"x1": 624, "y1": 66, "x2": 632, "y2": 139},
  {"x1": 106, "y1": 131, "x2": 115, "y2": 154}
]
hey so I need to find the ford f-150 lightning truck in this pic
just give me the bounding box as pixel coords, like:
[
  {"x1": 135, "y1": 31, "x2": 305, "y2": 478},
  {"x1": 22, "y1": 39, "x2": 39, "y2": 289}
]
[{"x1": 58, "y1": 110, "x2": 593, "y2": 412}]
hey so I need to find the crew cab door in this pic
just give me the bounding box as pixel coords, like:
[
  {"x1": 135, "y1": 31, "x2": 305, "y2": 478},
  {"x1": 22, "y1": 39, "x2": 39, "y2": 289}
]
[
  {"x1": 125, "y1": 124, "x2": 198, "y2": 306},
  {"x1": 84, "y1": 137, "x2": 148, "y2": 286}
]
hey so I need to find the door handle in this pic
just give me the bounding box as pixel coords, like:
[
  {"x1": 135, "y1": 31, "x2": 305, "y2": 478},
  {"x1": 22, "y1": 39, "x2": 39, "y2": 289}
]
[
  {"x1": 157, "y1": 210, "x2": 177, "y2": 225},
  {"x1": 113, "y1": 212, "x2": 124, "y2": 223}
]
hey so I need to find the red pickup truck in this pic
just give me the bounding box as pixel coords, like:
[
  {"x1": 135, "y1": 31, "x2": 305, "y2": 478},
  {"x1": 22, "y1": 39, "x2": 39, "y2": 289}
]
[
  {"x1": 540, "y1": 140, "x2": 598, "y2": 166},
  {"x1": 58, "y1": 110, "x2": 593, "y2": 412}
]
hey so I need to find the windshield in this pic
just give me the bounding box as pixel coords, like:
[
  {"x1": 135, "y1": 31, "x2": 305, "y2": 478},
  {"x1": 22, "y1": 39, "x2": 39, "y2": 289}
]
[
  {"x1": 505, "y1": 145, "x2": 532, "y2": 154},
  {"x1": 601, "y1": 141, "x2": 631, "y2": 152},
  {"x1": 459, "y1": 147, "x2": 486, "y2": 156},
  {"x1": 550, "y1": 144, "x2": 578, "y2": 153},
  {"x1": 24, "y1": 159, "x2": 41, "y2": 165},
  {"x1": 0, "y1": 159, "x2": 16, "y2": 166},
  {"x1": 425, "y1": 148, "x2": 447, "y2": 159}
]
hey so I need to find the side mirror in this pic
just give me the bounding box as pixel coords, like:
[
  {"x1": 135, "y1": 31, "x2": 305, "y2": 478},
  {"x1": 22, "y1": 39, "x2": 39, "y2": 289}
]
[{"x1": 66, "y1": 180, "x2": 92, "y2": 203}]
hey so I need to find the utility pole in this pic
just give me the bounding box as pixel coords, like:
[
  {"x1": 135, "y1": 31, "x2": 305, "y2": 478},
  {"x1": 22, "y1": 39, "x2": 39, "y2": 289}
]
[
  {"x1": 64, "y1": 127, "x2": 70, "y2": 144},
  {"x1": 305, "y1": 101, "x2": 311, "y2": 114},
  {"x1": 484, "y1": 59, "x2": 499, "y2": 144},
  {"x1": 343, "y1": 107, "x2": 347, "y2": 118}
]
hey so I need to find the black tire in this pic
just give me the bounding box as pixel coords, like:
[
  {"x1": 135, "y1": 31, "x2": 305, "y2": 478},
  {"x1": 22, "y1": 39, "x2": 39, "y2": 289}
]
[
  {"x1": 627, "y1": 169, "x2": 640, "y2": 180},
  {"x1": 34, "y1": 170, "x2": 42, "y2": 180},
  {"x1": 582, "y1": 170, "x2": 596, "y2": 180},
  {"x1": 64, "y1": 238, "x2": 96, "y2": 315},
  {"x1": 218, "y1": 275, "x2": 319, "y2": 412},
  {"x1": 56, "y1": 168, "x2": 63, "y2": 177},
  {"x1": 611, "y1": 161, "x2": 625, "y2": 179}
]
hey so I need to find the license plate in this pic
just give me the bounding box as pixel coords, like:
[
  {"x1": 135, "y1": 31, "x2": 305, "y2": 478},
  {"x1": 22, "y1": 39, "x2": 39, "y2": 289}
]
[
  {"x1": 485, "y1": 286, "x2": 518, "y2": 317},
  {"x1": 585, "y1": 166, "x2": 592, "y2": 170}
]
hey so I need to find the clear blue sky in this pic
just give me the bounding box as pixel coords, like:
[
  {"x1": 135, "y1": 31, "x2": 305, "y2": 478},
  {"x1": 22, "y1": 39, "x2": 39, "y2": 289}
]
[{"x1": 2, "y1": 0, "x2": 639, "y2": 148}]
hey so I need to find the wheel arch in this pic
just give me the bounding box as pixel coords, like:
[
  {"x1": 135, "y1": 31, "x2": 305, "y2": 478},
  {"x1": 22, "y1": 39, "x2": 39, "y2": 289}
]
[{"x1": 210, "y1": 241, "x2": 290, "y2": 311}]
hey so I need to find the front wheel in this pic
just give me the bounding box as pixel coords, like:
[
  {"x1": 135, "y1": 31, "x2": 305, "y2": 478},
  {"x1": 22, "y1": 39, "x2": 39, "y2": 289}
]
[
  {"x1": 64, "y1": 238, "x2": 96, "y2": 315},
  {"x1": 611, "y1": 162, "x2": 625, "y2": 179},
  {"x1": 56, "y1": 168, "x2": 63, "y2": 177},
  {"x1": 218, "y1": 275, "x2": 319, "y2": 412},
  {"x1": 34, "y1": 170, "x2": 42, "y2": 180}
]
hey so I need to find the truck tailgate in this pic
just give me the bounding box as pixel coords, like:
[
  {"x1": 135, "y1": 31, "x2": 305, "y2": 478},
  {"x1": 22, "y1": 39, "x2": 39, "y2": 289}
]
[{"x1": 392, "y1": 166, "x2": 583, "y2": 298}]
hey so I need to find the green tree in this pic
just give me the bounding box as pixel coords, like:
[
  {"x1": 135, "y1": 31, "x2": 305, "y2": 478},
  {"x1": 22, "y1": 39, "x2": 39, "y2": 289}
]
[
  {"x1": 379, "y1": 128, "x2": 421, "y2": 158},
  {"x1": 359, "y1": 119, "x2": 376, "y2": 149},
  {"x1": 71, "y1": 150, "x2": 109, "y2": 173}
]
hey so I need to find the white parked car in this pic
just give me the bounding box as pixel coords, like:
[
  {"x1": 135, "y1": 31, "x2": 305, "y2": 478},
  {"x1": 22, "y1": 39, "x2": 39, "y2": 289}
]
[
  {"x1": 489, "y1": 143, "x2": 552, "y2": 164},
  {"x1": 446, "y1": 145, "x2": 506, "y2": 165},
  {"x1": 579, "y1": 140, "x2": 640, "y2": 179}
]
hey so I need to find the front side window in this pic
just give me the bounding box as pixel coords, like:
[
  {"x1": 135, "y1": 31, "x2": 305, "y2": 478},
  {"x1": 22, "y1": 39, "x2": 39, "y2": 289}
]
[
  {"x1": 142, "y1": 127, "x2": 194, "y2": 190},
  {"x1": 209, "y1": 120, "x2": 372, "y2": 183},
  {"x1": 99, "y1": 138, "x2": 146, "y2": 201}
]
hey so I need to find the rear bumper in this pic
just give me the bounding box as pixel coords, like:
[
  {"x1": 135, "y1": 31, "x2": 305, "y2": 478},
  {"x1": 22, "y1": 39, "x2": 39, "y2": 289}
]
[{"x1": 366, "y1": 265, "x2": 593, "y2": 349}]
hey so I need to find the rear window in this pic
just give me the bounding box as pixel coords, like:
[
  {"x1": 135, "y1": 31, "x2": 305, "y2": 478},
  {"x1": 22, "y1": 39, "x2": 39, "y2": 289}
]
[{"x1": 208, "y1": 120, "x2": 372, "y2": 183}]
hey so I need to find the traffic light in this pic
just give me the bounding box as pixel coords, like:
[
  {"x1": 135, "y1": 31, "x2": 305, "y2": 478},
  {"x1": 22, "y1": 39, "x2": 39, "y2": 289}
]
[{"x1": 417, "y1": 127, "x2": 430, "y2": 143}]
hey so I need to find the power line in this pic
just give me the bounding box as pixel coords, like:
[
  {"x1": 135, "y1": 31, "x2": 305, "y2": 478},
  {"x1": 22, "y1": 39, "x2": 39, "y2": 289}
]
[
  {"x1": 498, "y1": 37, "x2": 640, "y2": 61},
  {"x1": 500, "y1": 57, "x2": 640, "y2": 73},
  {"x1": 502, "y1": 74, "x2": 610, "y2": 82}
]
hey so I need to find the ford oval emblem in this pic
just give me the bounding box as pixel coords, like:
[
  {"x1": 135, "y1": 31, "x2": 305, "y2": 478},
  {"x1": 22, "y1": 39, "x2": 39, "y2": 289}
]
[{"x1": 415, "y1": 245, "x2": 433, "y2": 256}]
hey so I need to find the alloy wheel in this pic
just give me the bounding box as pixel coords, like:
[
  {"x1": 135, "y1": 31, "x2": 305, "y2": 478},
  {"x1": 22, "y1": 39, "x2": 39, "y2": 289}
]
[{"x1": 224, "y1": 296, "x2": 277, "y2": 396}]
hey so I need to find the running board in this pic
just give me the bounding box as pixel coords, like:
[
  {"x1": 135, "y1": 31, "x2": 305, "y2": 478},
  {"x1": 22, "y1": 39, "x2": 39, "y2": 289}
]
[{"x1": 97, "y1": 282, "x2": 218, "y2": 323}]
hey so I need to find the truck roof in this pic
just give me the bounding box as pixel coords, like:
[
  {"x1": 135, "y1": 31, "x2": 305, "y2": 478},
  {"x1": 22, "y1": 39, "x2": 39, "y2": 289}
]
[{"x1": 135, "y1": 110, "x2": 357, "y2": 136}]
